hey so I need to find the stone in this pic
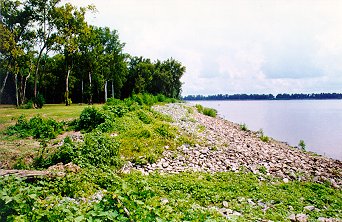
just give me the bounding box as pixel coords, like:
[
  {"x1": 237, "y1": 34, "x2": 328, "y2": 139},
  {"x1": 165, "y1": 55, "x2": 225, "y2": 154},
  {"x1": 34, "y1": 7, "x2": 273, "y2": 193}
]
[
  {"x1": 161, "y1": 198, "x2": 169, "y2": 205},
  {"x1": 288, "y1": 214, "x2": 296, "y2": 221},
  {"x1": 303, "y1": 205, "x2": 315, "y2": 211},
  {"x1": 222, "y1": 201, "x2": 229, "y2": 208},
  {"x1": 296, "y1": 214, "x2": 308, "y2": 222},
  {"x1": 232, "y1": 211, "x2": 242, "y2": 216},
  {"x1": 283, "y1": 178, "x2": 289, "y2": 183}
]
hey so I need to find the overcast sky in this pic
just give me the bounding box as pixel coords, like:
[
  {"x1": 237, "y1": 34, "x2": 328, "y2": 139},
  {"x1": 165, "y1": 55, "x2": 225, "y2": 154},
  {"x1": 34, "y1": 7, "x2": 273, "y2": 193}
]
[{"x1": 68, "y1": 0, "x2": 342, "y2": 96}]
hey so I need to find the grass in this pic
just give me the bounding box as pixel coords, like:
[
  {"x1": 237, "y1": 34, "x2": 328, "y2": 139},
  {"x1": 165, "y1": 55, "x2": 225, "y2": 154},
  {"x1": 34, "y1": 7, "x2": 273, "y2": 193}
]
[
  {"x1": 0, "y1": 104, "x2": 101, "y2": 168},
  {"x1": 0, "y1": 104, "x2": 102, "y2": 131}
]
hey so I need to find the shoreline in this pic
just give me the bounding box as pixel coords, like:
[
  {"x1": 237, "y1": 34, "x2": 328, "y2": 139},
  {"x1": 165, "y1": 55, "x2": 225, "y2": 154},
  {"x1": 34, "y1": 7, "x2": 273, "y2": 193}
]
[{"x1": 124, "y1": 103, "x2": 342, "y2": 187}]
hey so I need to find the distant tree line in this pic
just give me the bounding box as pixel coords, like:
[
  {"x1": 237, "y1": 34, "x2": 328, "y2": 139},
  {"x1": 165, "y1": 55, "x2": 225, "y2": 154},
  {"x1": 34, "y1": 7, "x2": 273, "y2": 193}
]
[
  {"x1": 0, "y1": 0, "x2": 186, "y2": 106},
  {"x1": 183, "y1": 93, "x2": 342, "y2": 101}
]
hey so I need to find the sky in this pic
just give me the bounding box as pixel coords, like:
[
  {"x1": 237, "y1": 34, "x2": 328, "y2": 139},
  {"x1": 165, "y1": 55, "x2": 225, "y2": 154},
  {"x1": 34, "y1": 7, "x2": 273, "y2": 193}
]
[{"x1": 67, "y1": 0, "x2": 342, "y2": 96}]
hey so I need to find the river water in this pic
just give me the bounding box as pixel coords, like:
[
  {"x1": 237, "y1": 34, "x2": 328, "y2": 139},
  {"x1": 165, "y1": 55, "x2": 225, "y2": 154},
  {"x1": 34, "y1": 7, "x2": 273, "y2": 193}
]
[{"x1": 188, "y1": 100, "x2": 342, "y2": 160}]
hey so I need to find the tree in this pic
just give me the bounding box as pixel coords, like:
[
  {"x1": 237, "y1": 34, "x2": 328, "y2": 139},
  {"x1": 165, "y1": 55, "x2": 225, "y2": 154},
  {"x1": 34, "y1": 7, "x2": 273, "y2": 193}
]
[
  {"x1": 27, "y1": 0, "x2": 61, "y2": 102},
  {"x1": 53, "y1": 3, "x2": 93, "y2": 106},
  {"x1": 0, "y1": 0, "x2": 36, "y2": 106}
]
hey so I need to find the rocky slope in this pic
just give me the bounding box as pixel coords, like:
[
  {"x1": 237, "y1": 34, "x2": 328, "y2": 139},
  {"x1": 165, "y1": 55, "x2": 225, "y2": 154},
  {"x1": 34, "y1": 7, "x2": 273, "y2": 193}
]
[{"x1": 123, "y1": 103, "x2": 342, "y2": 187}]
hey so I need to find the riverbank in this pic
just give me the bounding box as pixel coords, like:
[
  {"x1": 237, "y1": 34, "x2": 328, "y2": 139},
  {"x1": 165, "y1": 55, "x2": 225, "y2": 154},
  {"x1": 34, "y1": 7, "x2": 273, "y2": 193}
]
[
  {"x1": 1, "y1": 100, "x2": 341, "y2": 221},
  {"x1": 125, "y1": 103, "x2": 342, "y2": 187}
]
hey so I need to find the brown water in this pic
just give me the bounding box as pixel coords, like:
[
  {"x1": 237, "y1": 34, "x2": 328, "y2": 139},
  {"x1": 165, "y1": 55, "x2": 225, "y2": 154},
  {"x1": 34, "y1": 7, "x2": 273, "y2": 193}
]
[{"x1": 189, "y1": 100, "x2": 342, "y2": 160}]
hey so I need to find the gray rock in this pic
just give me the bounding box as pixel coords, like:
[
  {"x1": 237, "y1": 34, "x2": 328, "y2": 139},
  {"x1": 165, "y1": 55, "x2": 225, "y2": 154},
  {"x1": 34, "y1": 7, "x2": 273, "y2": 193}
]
[
  {"x1": 296, "y1": 214, "x2": 308, "y2": 222},
  {"x1": 222, "y1": 200, "x2": 229, "y2": 208},
  {"x1": 288, "y1": 214, "x2": 296, "y2": 221},
  {"x1": 303, "y1": 205, "x2": 315, "y2": 211}
]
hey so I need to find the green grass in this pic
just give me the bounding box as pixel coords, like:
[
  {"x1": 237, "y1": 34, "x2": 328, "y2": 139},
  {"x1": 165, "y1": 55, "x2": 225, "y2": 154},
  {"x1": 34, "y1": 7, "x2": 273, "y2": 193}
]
[{"x1": 0, "y1": 104, "x2": 102, "y2": 131}]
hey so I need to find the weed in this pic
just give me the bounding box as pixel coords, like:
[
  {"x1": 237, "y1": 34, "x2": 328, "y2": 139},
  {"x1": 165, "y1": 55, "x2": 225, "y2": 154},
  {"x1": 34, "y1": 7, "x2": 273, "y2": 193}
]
[
  {"x1": 240, "y1": 123, "x2": 248, "y2": 131},
  {"x1": 5, "y1": 115, "x2": 64, "y2": 139},
  {"x1": 299, "y1": 140, "x2": 306, "y2": 151},
  {"x1": 258, "y1": 165, "x2": 267, "y2": 174},
  {"x1": 258, "y1": 129, "x2": 270, "y2": 143},
  {"x1": 195, "y1": 104, "x2": 217, "y2": 117}
]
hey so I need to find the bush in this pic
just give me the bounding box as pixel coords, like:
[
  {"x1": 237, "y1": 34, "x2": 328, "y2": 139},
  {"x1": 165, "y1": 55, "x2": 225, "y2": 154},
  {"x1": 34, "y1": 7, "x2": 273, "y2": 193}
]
[
  {"x1": 202, "y1": 107, "x2": 217, "y2": 117},
  {"x1": 76, "y1": 132, "x2": 121, "y2": 168},
  {"x1": 155, "y1": 123, "x2": 175, "y2": 139},
  {"x1": 6, "y1": 115, "x2": 64, "y2": 139},
  {"x1": 195, "y1": 104, "x2": 217, "y2": 117},
  {"x1": 258, "y1": 129, "x2": 270, "y2": 143},
  {"x1": 195, "y1": 104, "x2": 204, "y2": 113},
  {"x1": 18, "y1": 100, "x2": 34, "y2": 109},
  {"x1": 34, "y1": 93, "x2": 45, "y2": 108},
  {"x1": 240, "y1": 123, "x2": 248, "y2": 131},
  {"x1": 78, "y1": 107, "x2": 107, "y2": 132},
  {"x1": 299, "y1": 140, "x2": 306, "y2": 151},
  {"x1": 136, "y1": 110, "x2": 153, "y2": 124}
]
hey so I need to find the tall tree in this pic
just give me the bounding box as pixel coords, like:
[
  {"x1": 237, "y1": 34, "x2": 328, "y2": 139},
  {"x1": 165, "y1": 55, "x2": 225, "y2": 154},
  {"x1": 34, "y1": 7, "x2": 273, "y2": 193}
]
[
  {"x1": 28, "y1": 0, "x2": 61, "y2": 102},
  {"x1": 0, "y1": 0, "x2": 36, "y2": 105},
  {"x1": 53, "y1": 3, "x2": 92, "y2": 105}
]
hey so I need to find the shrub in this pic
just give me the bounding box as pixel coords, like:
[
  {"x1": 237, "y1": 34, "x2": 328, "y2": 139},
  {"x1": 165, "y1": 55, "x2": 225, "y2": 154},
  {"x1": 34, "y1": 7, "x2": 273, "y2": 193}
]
[
  {"x1": 195, "y1": 104, "x2": 217, "y2": 117},
  {"x1": 195, "y1": 104, "x2": 204, "y2": 113},
  {"x1": 136, "y1": 110, "x2": 153, "y2": 124},
  {"x1": 155, "y1": 123, "x2": 175, "y2": 139},
  {"x1": 18, "y1": 100, "x2": 34, "y2": 109},
  {"x1": 107, "y1": 104, "x2": 129, "y2": 117},
  {"x1": 6, "y1": 115, "x2": 64, "y2": 139},
  {"x1": 34, "y1": 93, "x2": 45, "y2": 108},
  {"x1": 76, "y1": 132, "x2": 121, "y2": 168},
  {"x1": 258, "y1": 129, "x2": 270, "y2": 143},
  {"x1": 240, "y1": 123, "x2": 248, "y2": 131},
  {"x1": 78, "y1": 107, "x2": 106, "y2": 132},
  {"x1": 299, "y1": 140, "x2": 306, "y2": 151},
  {"x1": 202, "y1": 107, "x2": 217, "y2": 117}
]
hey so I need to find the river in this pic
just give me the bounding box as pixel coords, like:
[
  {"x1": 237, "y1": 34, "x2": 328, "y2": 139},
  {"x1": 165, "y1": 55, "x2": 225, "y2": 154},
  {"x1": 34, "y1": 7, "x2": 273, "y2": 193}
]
[{"x1": 188, "y1": 100, "x2": 342, "y2": 160}]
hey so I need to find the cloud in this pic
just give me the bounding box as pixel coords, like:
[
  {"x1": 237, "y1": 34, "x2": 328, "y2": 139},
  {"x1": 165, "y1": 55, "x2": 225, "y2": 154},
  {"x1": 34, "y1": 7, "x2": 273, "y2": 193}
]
[{"x1": 67, "y1": 0, "x2": 342, "y2": 95}]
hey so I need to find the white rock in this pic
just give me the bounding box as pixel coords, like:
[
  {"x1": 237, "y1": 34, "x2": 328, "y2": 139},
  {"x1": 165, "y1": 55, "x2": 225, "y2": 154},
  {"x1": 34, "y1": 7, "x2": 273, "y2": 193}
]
[
  {"x1": 222, "y1": 201, "x2": 229, "y2": 208},
  {"x1": 304, "y1": 205, "x2": 315, "y2": 211}
]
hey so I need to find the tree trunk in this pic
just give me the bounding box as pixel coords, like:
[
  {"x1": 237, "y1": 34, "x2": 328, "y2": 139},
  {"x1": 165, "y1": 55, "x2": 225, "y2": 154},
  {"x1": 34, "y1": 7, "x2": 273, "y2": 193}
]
[
  {"x1": 111, "y1": 79, "x2": 114, "y2": 98},
  {"x1": 22, "y1": 74, "x2": 30, "y2": 104},
  {"x1": 81, "y1": 79, "x2": 84, "y2": 104},
  {"x1": 15, "y1": 75, "x2": 19, "y2": 107},
  {"x1": 0, "y1": 70, "x2": 10, "y2": 104},
  {"x1": 104, "y1": 80, "x2": 107, "y2": 102},
  {"x1": 65, "y1": 68, "x2": 70, "y2": 106},
  {"x1": 34, "y1": 43, "x2": 47, "y2": 100},
  {"x1": 88, "y1": 71, "x2": 92, "y2": 105}
]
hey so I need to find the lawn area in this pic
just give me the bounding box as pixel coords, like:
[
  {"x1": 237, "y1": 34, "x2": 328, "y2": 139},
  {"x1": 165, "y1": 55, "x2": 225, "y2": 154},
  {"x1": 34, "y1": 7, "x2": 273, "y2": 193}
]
[
  {"x1": 0, "y1": 104, "x2": 102, "y2": 169},
  {"x1": 0, "y1": 104, "x2": 102, "y2": 131}
]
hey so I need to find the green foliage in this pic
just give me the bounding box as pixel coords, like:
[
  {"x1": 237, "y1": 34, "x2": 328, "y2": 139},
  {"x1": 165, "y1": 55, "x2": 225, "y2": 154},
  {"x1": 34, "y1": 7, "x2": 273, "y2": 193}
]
[
  {"x1": 195, "y1": 104, "x2": 204, "y2": 113},
  {"x1": 240, "y1": 123, "x2": 249, "y2": 131},
  {"x1": 77, "y1": 107, "x2": 107, "y2": 132},
  {"x1": 36, "y1": 136, "x2": 76, "y2": 168},
  {"x1": 137, "y1": 109, "x2": 153, "y2": 124},
  {"x1": 6, "y1": 115, "x2": 64, "y2": 139},
  {"x1": 18, "y1": 100, "x2": 34, "y2": 109},
  {"x1": 34, "y1": 94, "x2": 45, "y2": 108},
  {"x1": 1, "y1": 171, "x2": 341, "y2": 221},
  {"x1": 202, "y1": 107, "x2": 217, "y2": 117},
  {"x1": 76, "y1": 131, "x2": 121, "y2": 168},
  {"x1": 195, "y1": 104, "x2": 217, "y2": 117},
  {"x1": 299, "y1": 140, "x2": 306, "y2": 151},
  {"x1": 258, "y1": 129, "x2": 270, "y2": 143},
  {"x1": 154, "y1": 123, "x2": 176, "y2": 139}
]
